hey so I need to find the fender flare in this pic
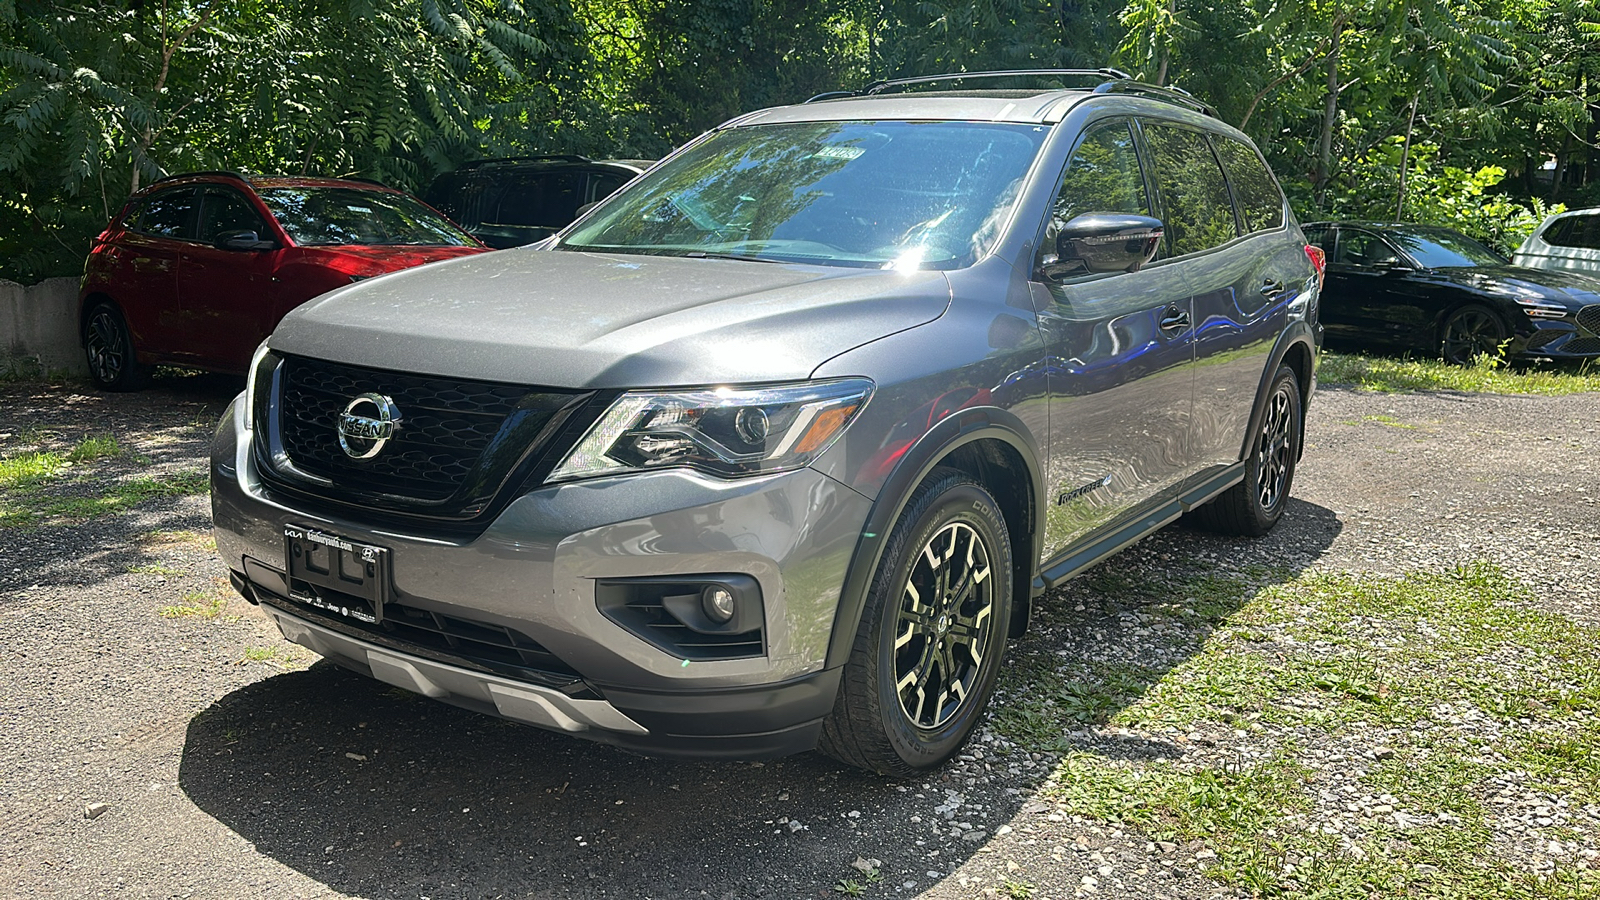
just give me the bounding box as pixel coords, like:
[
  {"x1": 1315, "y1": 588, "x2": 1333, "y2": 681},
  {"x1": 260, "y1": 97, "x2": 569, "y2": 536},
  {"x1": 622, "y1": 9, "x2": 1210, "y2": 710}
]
[
  {"x1": 1238, "y1": 322, "x2": 1318, "y2": 464},
  {"x1": 822, "y1": 407, "x2": 1045, "y2": 670}
]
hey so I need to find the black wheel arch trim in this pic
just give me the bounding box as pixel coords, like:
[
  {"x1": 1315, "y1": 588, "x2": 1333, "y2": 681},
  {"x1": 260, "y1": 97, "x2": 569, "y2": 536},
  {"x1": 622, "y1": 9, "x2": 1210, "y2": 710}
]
[
  {"x1": 822, "y1": 407, "x2": 1045, "y2": 671},
  {"x1": 1237, "y1": 323, "x2": 1317, "y2": 464}
]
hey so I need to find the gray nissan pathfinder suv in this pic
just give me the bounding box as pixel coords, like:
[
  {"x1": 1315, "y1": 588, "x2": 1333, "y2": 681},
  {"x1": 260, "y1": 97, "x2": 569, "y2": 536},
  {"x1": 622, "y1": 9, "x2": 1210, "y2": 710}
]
[{"x1": 212, "y1": 70, "x2": 1325, "y2": 776}]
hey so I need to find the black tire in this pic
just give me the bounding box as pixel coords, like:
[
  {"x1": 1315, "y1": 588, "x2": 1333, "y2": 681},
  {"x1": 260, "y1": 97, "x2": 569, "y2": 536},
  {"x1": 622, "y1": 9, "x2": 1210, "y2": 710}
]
[
  {"x1": 1192, "y1": 365, "x2": 1301, "y2": 537},
  {"x1": 82, "y1": 302, "x2": 150, "y2": 391},
  {"x1": 1439, "y1": 304, "x2": 1507, "y2": 366},
  {"x1": 819, "y1": 468, "x2": 1013, "y2": 776}
]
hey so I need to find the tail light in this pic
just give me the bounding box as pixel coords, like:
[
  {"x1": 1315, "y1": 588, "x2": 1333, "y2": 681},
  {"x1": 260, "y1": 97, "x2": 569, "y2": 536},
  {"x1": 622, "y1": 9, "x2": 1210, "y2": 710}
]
[{"x1": 1305, "y1": 244, "x2": 1327, "y2": 291}]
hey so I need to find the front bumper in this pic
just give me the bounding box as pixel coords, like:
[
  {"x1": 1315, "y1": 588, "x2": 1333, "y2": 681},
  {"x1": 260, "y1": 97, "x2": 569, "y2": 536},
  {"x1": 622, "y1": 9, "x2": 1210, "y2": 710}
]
[{"x1": 211, "y1": 396, "x2": 870, "y2": 757}]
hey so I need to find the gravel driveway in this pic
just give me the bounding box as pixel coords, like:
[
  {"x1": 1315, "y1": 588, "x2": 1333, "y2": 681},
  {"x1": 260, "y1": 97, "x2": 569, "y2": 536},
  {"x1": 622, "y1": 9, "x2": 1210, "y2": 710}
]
[{"x1": 1, "y1": 374, "x2": 1596, "y2": 899}]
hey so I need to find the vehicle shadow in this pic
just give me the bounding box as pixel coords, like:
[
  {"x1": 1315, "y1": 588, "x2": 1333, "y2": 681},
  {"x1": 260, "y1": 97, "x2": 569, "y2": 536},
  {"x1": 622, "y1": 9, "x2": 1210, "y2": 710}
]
[{"x1": 176, "y1": 498, "x2": 1342, "y2": 900}]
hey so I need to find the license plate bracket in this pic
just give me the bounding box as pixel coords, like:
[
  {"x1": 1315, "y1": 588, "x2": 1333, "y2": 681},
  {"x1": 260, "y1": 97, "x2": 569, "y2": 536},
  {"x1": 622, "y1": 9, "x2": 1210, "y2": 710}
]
[{"x1": 284, "y1": 524, "x2": 391, "y2": 622}]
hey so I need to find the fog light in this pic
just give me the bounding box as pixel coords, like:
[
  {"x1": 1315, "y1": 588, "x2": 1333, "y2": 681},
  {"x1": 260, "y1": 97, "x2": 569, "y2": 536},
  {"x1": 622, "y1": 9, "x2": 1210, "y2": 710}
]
[{"x1": 703, "y1": 586, "x2": 736, "y2": 623}]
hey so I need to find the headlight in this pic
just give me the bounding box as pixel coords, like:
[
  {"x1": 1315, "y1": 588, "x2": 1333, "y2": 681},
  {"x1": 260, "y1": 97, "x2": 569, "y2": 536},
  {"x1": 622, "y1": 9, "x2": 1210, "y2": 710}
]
[
  {"x1": 1512, "y1": 296, "x2": 1571, "y2": 319},
  {"x1": 549, "y1": 378, "x2": 874, "y2": 482},
  {"x1": 242, "y1": 340, "x2": 277, "y2": 432}
]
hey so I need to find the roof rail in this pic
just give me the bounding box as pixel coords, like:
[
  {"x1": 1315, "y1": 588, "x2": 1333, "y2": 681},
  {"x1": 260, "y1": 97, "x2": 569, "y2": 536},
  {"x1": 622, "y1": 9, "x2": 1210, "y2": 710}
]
[
  {"x1": 802, "y1": 68, "x2": 1216, "y2": 118},
  {"x1": 456, "y1": 155, "x2": 593, "y2": 169},
  {"x1": 1091, "y1": 80, "x2": 1216, "y2": 117},
  {"x1": 152, "y1": 170, "x2": 250, "y2": 186}
]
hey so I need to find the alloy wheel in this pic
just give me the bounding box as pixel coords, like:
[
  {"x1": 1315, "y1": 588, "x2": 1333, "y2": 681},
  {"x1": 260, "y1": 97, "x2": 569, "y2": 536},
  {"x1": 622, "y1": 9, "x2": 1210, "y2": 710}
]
[
  {"x1": 1442, "y1": 308, "x2": 1503, "y2": 365},
  {"x1": 893, "y1": 521, "x2": 996, "y2": 729},
  {"x1": 1255, "y1": 384, "x2": 1294, "y2": 511},
  {"x1": 85, "y1": 310, "x2": 126, "y2": 385}
]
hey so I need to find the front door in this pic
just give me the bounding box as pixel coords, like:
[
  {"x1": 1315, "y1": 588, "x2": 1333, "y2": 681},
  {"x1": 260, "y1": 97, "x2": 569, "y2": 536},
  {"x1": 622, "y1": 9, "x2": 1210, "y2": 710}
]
[
  {"x1": 176, "y1": 186, "x2": 280, "y2": 371},
  {"x1": 1029, "y1": 120, "x2": 1197, "y2": 561}
]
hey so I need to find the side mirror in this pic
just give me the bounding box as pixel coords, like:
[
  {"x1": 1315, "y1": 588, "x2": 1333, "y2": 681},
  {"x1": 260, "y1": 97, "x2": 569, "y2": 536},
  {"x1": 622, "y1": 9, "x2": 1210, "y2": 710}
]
[
  {"x1": 215, "y1": 230, "x2": 278, "y2": 252},
  {"x1": 1040, "y1": 213, "x2": 1164, "y2": 282}
]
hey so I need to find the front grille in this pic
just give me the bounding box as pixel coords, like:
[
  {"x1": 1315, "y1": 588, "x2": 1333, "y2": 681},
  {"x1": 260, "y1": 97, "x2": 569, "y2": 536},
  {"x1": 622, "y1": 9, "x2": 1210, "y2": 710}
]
[
  {"x1": 1577, "y1": 304, "x2": 1600, "y2": 334},
  {"x1": 262, "y1": 355, "x2": 593, "y2": 521}
]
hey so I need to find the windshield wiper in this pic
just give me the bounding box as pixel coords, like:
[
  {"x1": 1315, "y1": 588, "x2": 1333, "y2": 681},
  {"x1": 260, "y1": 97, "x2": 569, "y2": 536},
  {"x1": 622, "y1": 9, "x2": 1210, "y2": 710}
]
[{"x1": 684, "y1": 250, "x2": 785, "y2": 264}]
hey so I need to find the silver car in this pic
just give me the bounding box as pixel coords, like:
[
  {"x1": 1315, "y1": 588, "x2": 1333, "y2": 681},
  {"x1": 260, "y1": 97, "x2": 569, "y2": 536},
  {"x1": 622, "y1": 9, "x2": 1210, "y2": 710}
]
[
  {"x1": 212, "y1": 70, "x2": 1324, "y2": 775},
  {"x1": 1514, "y1": 207, "x2": 1600, "y2": 278}
]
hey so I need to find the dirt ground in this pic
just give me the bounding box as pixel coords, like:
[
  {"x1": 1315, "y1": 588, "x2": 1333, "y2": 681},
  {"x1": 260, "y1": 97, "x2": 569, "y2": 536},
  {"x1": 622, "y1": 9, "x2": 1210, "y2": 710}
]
[{"x1": 0, "y1": 373, "x2": 1596, "y2": 899}]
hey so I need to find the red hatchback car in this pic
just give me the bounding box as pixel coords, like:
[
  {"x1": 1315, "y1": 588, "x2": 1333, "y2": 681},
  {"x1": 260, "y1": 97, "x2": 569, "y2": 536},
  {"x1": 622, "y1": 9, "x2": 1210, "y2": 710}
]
[{"x1": 79, "y1": 172, "x2": 488, "y2": 390}]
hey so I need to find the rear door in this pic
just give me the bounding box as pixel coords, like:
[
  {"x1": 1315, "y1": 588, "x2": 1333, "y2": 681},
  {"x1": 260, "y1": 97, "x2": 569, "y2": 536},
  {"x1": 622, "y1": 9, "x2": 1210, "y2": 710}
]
[
  {"x1": 1319, "y1": 226, "x2": 1418, "y2": 346},
  {"x1": 176, "y1": 186, "x2": 281, "y2": 371},
  {"x1": 1186, "y1": 133, "x2": 1301, "y2": 470},
  {"x1": 1029, "y1": 119, "x2": 1198, "y2": 559},
  {"x1": 108, "y1": 186, "x2": 198, "y2": 353}
]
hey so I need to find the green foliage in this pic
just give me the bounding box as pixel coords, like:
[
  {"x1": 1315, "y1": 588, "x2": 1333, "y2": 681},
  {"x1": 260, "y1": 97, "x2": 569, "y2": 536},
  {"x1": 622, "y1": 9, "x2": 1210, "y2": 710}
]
[
  {"x1": 3, "y1": 0, "x2": 1599, "y2": 284},
  {"x1": 1325, "y1": 140, "x2": 1563, "y2": 251}
]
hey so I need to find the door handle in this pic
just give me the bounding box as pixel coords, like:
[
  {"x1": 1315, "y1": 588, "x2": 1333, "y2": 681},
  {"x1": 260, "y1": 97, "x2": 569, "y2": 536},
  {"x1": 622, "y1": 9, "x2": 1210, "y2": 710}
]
[
  {"x1": 1260, "y1": 278, "x2": 1286, "y2": 297},
  {"x1": 1159, "y1": 307, "x2": 1190, "y2": 332}
]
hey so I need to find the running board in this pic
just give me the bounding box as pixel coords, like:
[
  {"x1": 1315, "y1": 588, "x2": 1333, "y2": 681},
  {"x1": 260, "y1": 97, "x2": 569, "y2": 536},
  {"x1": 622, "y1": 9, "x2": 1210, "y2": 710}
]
[{"x1": 1030, "y1": 463, "x2": 1244, "y2": 596}]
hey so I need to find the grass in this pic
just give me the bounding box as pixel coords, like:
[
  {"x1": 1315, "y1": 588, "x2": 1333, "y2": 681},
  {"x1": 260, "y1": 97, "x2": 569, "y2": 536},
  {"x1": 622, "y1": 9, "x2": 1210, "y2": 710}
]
[
  {"x1": 66, "y1": 435, "x2": 122, "y2": 461},
  {"x1": 1319, "y1": 351, "x2": 1600, "y2": 394},
  {"x1": 1, "y1": 468, "x2": 207, "y2": 528},
  {"x1": 0, "y1": 450, "x2": 65, "y2": 488},
  {"x1": 1007, "y1": 562, "x2": 1600, "y2": 899},
  {"x1": 127, "y1": 562, "x2": 185, "y2": 576},
  {"x1": 159, "y1": 590, "x2": 228, "y2": 620}
]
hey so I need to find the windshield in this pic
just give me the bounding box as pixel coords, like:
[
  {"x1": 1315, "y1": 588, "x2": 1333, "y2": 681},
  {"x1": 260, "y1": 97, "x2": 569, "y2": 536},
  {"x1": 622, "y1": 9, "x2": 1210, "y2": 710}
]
[
  {"x1": 1389, "y1": 229, "x2": 1506, "y2": 268},
  {"x1": 558, "y1": 121, "x2": 1048, "y2": 269},
  {"x1": 257, "y1": 187, "x2": 477, "y2": 247}
]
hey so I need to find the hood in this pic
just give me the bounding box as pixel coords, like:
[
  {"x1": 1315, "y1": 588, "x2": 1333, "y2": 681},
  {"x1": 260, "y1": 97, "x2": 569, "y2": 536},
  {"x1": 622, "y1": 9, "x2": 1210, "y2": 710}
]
[
  {"x1": 296, "y1": 244, "x2": 487, "y2": 274},
  {"x1": 1433, "y1": 265, "x2": 1600, "y2": 307},
  {"x1": 270, "y1": 248, "x2": 952, "y2": 387}
]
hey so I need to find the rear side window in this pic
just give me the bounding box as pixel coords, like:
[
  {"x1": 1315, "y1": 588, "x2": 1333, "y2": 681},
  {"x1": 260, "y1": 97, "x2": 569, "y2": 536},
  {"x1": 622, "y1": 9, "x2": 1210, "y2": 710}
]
[
  {"x1": 1213, "y1": 137, "x2": 1285, "y2": 233},
  {"x1": 131, "y1": 188, "x2": 198, "y2": 239},
  {"x1": 589, "y1": 171, "x2": 630, "y2": 203},
  {"x1": 1546, "y1": 215, "x2": 1600, "y2": 250},
  {"x1": 1143, "y1": 124, "x2": 1237, "y2": 257}
]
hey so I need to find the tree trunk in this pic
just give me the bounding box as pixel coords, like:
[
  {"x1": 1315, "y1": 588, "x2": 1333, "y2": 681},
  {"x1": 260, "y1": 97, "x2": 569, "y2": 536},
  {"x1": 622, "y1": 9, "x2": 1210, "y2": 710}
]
[
  {"x1": 1314, "y1": 19, "x2": 1343, "y2": 203},
  {"x1": 1395, "y1": 92, "x2": 1420, "y2": 220},
  {"x1": 130, "y1": 3, "x2": 210, "y2": 194}
]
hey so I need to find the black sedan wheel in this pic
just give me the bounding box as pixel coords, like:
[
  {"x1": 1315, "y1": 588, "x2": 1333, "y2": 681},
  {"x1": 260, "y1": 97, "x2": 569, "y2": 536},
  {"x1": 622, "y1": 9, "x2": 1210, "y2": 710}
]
[
  {"x1": 82, "y1": 302, "x2": 150, "y2": 391},
  {"x1": 1440, "y1": 304, "x2": 1507, "y2": 366},
  {"x1": 820, "y1": 468, "x2": 1012, "y2": 776}
]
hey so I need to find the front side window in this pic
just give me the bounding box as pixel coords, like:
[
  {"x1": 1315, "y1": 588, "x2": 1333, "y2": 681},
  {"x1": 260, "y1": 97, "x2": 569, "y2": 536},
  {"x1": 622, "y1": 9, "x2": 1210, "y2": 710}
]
[
  {"x1": 1213, "y1": 137, "x2": 1285, "y2": 233},
  {"x1": 131, "y1": 188, "x2": 198, "y2": 239},
  {"x1": 1050, "y1": 122, "x2": 1151, "y2": 227},
  {"x1": 560, "y1": 120, "x2": 1049, "y2": 269},
  {"x1": 198, "y1": 189, "x2": 268, "y2": 243},
  {"x1": 1143, "y1": 124, "x2": 1238, "y2": 257},
  {"x1": 256, "y1": 187, "x2": 477, "y2": 247}
]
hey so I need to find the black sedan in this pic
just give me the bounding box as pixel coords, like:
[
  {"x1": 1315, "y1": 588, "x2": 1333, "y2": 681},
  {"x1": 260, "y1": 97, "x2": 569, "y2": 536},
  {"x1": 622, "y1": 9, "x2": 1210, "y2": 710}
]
[{"x1": 1304, "y1": 221, "x2": 1600, "y2": 364}]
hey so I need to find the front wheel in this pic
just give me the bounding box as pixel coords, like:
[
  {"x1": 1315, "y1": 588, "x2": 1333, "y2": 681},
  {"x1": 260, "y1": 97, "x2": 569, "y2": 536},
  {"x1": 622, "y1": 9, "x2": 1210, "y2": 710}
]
[
  {"x1": 1192, "y1": 365, "x2": 1302, "y2": 537},
  {"x1": 819, "y1": 469, "x2": 1013, "y2": 776},
  {"x1": 82, "y1": 302, "x2": 150, "y2": 391},
  {"x1": 1440, "y1": 304, "x2": 1507, "y2": 366}
]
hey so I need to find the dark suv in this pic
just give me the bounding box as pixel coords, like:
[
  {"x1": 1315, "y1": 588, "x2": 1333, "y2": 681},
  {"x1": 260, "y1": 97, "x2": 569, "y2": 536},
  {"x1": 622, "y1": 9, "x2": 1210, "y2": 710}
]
[
  {"x1": 424, "y1": 156, "x2": 652, "y2": 249},
  {"x1": 212, "y1": 70, "x2": 1324, "y2": 775}
]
